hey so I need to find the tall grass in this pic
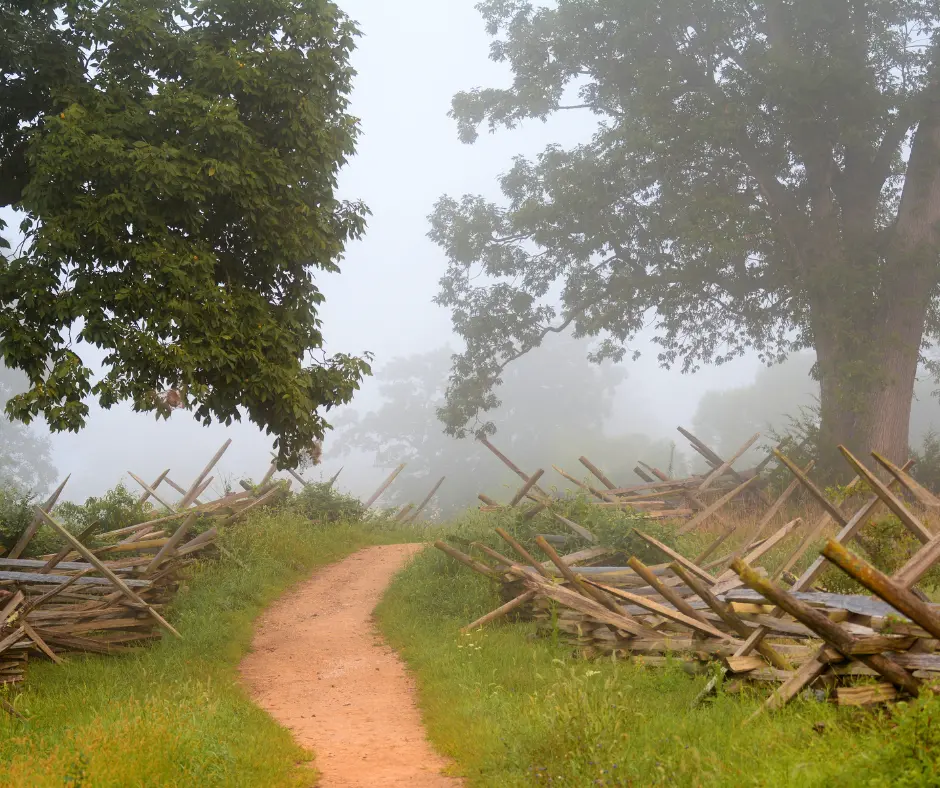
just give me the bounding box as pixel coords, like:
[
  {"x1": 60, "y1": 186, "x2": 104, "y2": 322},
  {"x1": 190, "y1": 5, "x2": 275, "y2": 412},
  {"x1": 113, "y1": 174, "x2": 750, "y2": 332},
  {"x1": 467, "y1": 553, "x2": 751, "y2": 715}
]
[
  {"x1": 0, "y1": 509, "x2": 417, "y2": 788},
  {"x1": 377, "y1": 542, "x2": 940, "y2": 788}
]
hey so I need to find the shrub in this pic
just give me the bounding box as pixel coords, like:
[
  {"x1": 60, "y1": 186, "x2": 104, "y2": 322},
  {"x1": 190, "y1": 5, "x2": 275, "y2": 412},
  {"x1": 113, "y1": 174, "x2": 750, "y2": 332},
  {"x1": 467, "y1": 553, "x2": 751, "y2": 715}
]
[
  {"x1": 289, "y1": 482, "x2": 365, "y2": 523},
  {"x1": 817, "y1": 512, "x2": 940, "y2": 593},
  {"x1": 0, "y1": 485, "x2": 39, "y2": 554},
  {"x1": 55, "y1": 483, "x2": 156, "y2": 536}
]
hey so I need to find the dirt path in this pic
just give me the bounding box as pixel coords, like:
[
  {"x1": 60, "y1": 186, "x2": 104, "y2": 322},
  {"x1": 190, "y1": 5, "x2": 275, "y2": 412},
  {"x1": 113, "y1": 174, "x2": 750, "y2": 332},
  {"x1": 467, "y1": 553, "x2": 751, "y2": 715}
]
[{"x1": 239, "y1": 544, "x2": 462, "y2": 788}]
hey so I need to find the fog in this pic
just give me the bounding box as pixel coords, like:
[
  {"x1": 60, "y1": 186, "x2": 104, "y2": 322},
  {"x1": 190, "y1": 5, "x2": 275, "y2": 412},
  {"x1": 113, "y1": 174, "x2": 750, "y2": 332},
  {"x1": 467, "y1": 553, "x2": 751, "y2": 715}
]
[{"x1": 8, "y1": 0, "x2": 940, "y2": 506}]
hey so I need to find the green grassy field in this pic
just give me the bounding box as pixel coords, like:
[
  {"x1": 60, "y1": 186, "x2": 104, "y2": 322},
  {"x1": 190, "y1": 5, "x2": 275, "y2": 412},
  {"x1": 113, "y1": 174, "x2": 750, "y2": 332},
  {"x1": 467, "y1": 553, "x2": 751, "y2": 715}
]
[
  {"x1": 2, "y1": 496, "x2": 938, "y2": 788},
  {"x1": 0, "y1": 510, "x2": 416, "y2": 788},
  {"x1": 377, "y1": 542, "x2": 940, "y2": 788}
]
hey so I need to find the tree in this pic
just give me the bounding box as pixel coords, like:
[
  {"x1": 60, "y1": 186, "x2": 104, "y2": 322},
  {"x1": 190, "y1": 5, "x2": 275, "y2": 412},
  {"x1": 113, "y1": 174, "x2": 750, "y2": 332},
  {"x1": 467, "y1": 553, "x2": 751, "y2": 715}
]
[
  {"x1": 330, "y1": 337, "x2": 679, "y2": 515},
  {"x1": 0, "y1": 0, "x2": 370, "y2": 466},
  {"x1": 0, "y1": 365, "x2": 56, "y2": 492},
  {"x1": 430, "y1": 1, "x2": 940, "y2": 478}
]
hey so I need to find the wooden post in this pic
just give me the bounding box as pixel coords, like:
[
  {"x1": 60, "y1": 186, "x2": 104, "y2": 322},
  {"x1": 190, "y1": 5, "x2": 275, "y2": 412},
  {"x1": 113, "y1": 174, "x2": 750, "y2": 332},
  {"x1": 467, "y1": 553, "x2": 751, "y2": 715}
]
[
  {"x1": 128, "y1": 472, "x2": 177, "y2": 512},
  {"x1": 461, "y1": 590, "x2": 537, "y2": 633},
  {"x1": 216, "y1": 487, "x2": 283, "y2": 528},
  {"x1": 39, "y1": 520, "x2": 100, "y2": 574},
  {"x1": 35, "y1": 508, "x2": 182, "y2": 639},
  {"x1": 550, "y1": 512, "x2": 597, "y2": 543},
  {"x1": 578, "y1": 456, "x2": 617, "y2": 490},
  {"x1": 838, "y1": 445, "x2": 934, "y2": 543},
  {"x1": 471, "y1": 542, "x2": 516, "y2": 567},
  {"x1": 633, "y1": 466, "x2": 656, "y2": 483},
  {"x1": 583, "y1": 578, "x2": 732, "y2": 640},
  {"x1": 627, "y1": 557, "x2": 710, "y2": 625},
  {"x1": 136, "y1": 469, "x2": 170, "y2": 505},
  {"x1": 8, "y1": 475, "x2": 71, "y2": 559},
  {"x1": 895, "y1": 531, "x2": 940, "y2": 588},
  {"x1": 793, "y1": 460, "x2": 913, "y2": 592},
  {"x1": 404, "y1": 476, "x2": 445, "y2": 523},
  {"x1": 394, "y1": 504, "x2": 415, "y2": 522},
  {"x1": 434, "y1": 541, "x2": 500, "y2": 580},
  {"x1": 180, "y1": 439, "x2": 232, "y2": 508},
  {"x1": 677, "y1": 475, "x2": 760, "y2": 535},
  {"x1": 258, "y1": 461, "x2": 279, "y2": 489},
  {"x1": 552, "y1": 465, "x2": 618, "y2": 503},
  {"x1": 145, "y1": 513, "x2": 197, "y2": 576},
  {"x1": 772, "y1": 449, "x2": 847, "y2": 526},
  {"x1": 871, "y1": 451, "x2": 940, "y2": 510},
  {"x1": 164, "y1": 475, "x2": 208, "y2": 506},
  {"x1": 478, "y1": 493, "x2": 501, "y2": 507},
  {"x1": 731, "y1": 558, "x2": 920, "y2": 698},
  {"x1": 822, "y1": 539, "x2": 940, "y2": 639},
  {"x1": 285, "y1": 467, "x2": 308, "y2": 489},
  {"x1": 534, "y1": 535, "x2": 624, "y2": 615},
  {"x1": 632, "y1": 529, "x2": 715, "y2": 585},
  {"x1": 698, "y1": 433, "x2": 760, "y2": 493},
  {"x1": 714, "y1": 518, "x2": 802, "y2": 584},
  {"x1": 669, "y1": 563, "x2": 791, "y2": 671},
  {"x1": 510, "y1": 469, "x2": 545, "y2": 506},
  {"x1": 478, "y1": 436, "x2": 552, "y2": 498},
  {"x1": 495, "y1": 528, "x2": 550, "y2": 578},
  {"x1": 363, "y1": 463, "x2": 406, "y2": 508},
  {"x1": 327, "y1": 466, "x2": 344, "y2": 488}
]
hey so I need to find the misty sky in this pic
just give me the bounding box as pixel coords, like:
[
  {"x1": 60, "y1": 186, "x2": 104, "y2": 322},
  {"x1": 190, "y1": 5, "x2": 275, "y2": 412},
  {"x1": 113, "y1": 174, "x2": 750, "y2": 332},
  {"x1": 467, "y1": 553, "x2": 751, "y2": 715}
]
[{"x1": 32, "y1": 0, "x2": 764, "y2": 501}]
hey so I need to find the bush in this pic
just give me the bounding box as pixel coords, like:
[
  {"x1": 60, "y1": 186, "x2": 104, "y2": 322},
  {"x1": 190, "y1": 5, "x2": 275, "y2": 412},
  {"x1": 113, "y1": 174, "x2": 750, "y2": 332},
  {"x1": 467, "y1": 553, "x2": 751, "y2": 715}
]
[
  {"x1": 0, "y1": 485, "x2": 39, "y2": 554},
  {"x1": 55, "y1": 483, "x2": 156, "y2": 536},
  {"x1": 289, "y1": 482, "x2": 365, "y2": 523}
]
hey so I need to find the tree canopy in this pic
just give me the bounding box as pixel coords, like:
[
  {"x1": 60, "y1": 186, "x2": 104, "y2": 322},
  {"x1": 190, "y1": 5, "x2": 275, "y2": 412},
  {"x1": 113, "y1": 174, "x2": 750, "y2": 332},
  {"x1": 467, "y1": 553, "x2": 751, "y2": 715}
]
[
  {"x1": 0, "y1": 0, "x2": 370, "y2": 465},
  {"x1": 431, "y1": 0, "x2": 940, "y2": 473},
  {"x1": 330, "y1": 337, "x2": 682, "y2": 515}
]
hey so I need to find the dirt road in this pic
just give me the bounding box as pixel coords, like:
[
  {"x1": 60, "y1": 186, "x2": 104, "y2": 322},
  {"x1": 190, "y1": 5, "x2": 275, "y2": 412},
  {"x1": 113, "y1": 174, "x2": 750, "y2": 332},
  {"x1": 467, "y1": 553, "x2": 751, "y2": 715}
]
[{"x1": 239, "y1": 543, "x2": 462, "y2": 787}]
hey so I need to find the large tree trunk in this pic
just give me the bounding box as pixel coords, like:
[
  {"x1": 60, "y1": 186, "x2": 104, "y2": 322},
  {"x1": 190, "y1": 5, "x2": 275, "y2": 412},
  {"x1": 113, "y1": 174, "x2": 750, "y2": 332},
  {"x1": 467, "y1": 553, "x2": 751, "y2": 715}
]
[
  {"x1": 809, "y1": 82, "x2": 940, "y2": 481},
  {"x1": 814, "y1": 277, "x2": 929, "y2": 481}
]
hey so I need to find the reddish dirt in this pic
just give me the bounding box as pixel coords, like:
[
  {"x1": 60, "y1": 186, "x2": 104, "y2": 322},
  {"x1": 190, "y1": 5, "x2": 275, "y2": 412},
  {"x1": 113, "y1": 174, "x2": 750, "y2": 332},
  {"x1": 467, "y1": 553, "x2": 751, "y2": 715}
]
[{"x1": 239, "y1": 543, "x2": 462, "y2": 788}]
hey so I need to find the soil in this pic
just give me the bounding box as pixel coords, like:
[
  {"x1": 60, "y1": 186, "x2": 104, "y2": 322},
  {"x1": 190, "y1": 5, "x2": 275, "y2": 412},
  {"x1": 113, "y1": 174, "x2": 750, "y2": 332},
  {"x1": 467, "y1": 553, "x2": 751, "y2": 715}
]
[{"x1": 239, "y1": 543, "x2": 463, "y2": 787}]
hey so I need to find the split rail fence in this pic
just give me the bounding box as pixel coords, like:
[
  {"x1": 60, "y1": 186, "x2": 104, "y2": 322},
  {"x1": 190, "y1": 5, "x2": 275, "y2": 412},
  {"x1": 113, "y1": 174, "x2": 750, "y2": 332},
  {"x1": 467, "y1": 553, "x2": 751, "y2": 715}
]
[{"x1": 438, "y1": 427, "x2": 940, "y2": 715}]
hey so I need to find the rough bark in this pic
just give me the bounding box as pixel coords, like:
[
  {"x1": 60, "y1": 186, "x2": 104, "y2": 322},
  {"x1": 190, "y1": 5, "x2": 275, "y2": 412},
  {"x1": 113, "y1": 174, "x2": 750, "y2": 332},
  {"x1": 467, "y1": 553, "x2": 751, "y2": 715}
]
[{"x1": 811, "y1": 86, "x2": 940, "y2": 479}]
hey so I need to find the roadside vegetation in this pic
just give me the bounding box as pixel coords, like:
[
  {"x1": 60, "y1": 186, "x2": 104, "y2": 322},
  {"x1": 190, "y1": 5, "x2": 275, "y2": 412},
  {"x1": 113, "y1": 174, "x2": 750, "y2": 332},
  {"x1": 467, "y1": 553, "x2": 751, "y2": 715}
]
[
  {"x1": 0, "y1": 490, "x2": 422, "y2": 788},
  {"x1": 377, "y1": 510, "x2": 940, "y2": 788}
]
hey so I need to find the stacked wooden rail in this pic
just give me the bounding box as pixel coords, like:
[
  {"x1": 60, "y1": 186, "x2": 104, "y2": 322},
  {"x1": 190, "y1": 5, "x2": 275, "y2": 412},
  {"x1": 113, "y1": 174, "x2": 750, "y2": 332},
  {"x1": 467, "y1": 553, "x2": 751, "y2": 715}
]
[
  {"x1": 438, "y1": 441, "x2": 940, "y2": 714},
  {"x1": 474, "y1": 427, "x2": 779, "y2": 526},
  {"x1": 0, "y1": 441, "x2": 288, "y2": 701}
]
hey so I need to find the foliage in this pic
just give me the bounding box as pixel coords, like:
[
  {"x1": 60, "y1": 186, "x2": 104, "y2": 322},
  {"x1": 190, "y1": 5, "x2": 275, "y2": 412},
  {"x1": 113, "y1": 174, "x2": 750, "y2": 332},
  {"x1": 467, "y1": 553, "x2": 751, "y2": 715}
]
[
  {"x1": 0, "y1": 0, "x2": 371, "y2": 466},
  {"x1": 377, "y1": 543, "x2": 939, "y2": 787},
  {"x1": 330, "y1": 338, "x2": 683, "y2": 515},
  {"x1": 911, "y1": 430, "x2": 940, "y2": 493},
  {"x1": 855, "y1": 692, "x2": 940, "y2": 788},
  {"x1": 431, "y1": 0, "x2": 940, "y2": 468},
  {"x1": 856, "y1": 514, "x2": 940, "y2": 590},
  {"x1": 289, "y1": 481, "x2": 365, "y2": 523},
  {"x1": 0, "y1": 485, "x2": 38, "y2": 554},
  {"x1": 0, "y1": 509, "x2": 417, "y2": 787},
  {"x1": 0, "y1": 365, "x2": 56, "y2": 493},
  {"x1": 55, "y1": 482, "x2": 156, "y2": 535}
]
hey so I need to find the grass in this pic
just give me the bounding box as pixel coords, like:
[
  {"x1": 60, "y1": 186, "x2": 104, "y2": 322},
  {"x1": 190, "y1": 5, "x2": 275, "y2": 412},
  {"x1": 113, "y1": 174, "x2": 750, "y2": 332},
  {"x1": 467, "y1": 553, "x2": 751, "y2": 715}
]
[
  {"x1": 377, "y1": 542, "x2": 940, "y2": 788},
  {"x1": 0, "y1": 508, "x2": 421, "y2": 788}
]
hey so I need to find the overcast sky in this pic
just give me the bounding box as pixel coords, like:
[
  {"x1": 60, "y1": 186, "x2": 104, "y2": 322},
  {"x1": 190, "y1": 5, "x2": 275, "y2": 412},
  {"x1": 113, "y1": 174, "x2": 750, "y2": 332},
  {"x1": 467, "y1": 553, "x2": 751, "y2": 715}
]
[{"x1": 35, "y1": 0, "x2": 761, "y2": 501}]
